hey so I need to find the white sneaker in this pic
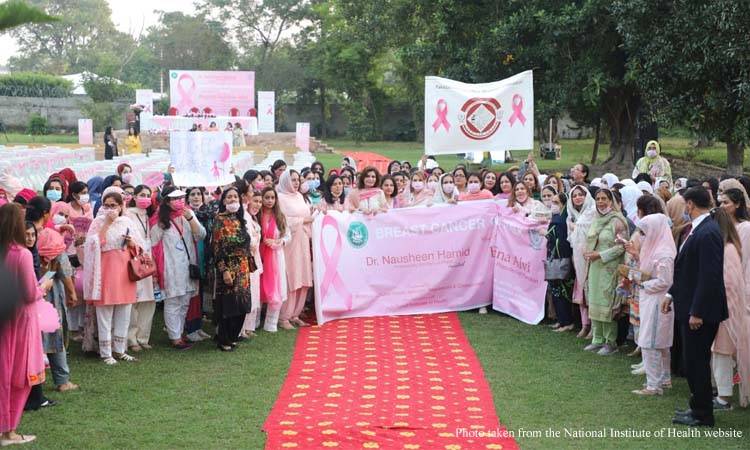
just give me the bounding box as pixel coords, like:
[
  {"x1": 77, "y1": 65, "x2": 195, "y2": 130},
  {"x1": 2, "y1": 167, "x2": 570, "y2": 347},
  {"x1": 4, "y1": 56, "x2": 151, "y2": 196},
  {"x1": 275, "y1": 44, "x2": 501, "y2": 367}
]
[
  {"x1": 631, "y1": 366, "x2": 646, "y2": 375},
  {"x1": 186, "y1": 331, "x2": 205, "y2": 342},
  {"x1": 631, "y1": 361, "x2": 644, "y2": 370},
  {"x1": 197, "y1": 329, "x2": 211, "y2": 339},
  {"x1": 478, "y1": 307, "x2": 488, "y2": 314}
]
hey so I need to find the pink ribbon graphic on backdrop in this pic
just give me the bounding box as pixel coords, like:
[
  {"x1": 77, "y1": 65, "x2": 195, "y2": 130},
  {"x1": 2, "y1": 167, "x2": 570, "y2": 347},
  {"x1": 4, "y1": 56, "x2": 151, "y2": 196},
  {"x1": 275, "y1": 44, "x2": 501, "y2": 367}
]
[
  {"x1": 266, "y1": 104, "x2": 273, "y2": 115},
  {"x1": 175, "y1": 73, "x2": 197, "y2": 114},
  {"x1": 508, "y1": 94, "x2": 527, "y2": 127},
  {"x1": 320, "y1": 215, "x2": 353, "y2": 311},
  {"x1": 432, "y1": 99, "x2": 450, "y2": 132}
]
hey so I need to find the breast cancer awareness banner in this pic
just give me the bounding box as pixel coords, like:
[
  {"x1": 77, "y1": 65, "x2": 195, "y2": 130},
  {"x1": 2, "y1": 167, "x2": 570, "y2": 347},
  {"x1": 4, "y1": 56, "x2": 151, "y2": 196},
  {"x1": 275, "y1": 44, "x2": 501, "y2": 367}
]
[
  {"x1": 424, "y1": 70, "x2": 533, "y2": 156},
  {"x1": 313, "y1": 201, "x2": 548, "y2": 325},
  {"x1": 135, "y1": 89, "x2": 153, "y2": 112},
  {"x1": 77, "y1": 119, "x2": 93, "y2": 145},
  {"x1": 258, "y1": 91, "x2": 275, "y2": 133},
  {"x1": 169, "y1": 131, "x2": 234, "y2": 187},
  {"x1": 169, "y1": 70, "x2": 255, "y2": 116}
]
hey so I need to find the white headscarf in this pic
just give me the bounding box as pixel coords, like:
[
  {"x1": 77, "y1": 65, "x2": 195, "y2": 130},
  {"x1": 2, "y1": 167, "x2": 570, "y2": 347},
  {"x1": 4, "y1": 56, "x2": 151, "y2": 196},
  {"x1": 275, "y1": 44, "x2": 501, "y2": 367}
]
[
  {"x1": 620, "y1": 185, "x2": 642, "y2": 221},
  {"x1": 602, "y1": 173, "x2": 619, "y2": 188},
  {"x1": 590, "y1": 178, "x2": 602, "y2": 188},
  {"x1": 636, "y1": 181, "x2": 654, "y2": 194},
  {"x1": 621, "y1": 179, "x2": 636, "y2": 187}
]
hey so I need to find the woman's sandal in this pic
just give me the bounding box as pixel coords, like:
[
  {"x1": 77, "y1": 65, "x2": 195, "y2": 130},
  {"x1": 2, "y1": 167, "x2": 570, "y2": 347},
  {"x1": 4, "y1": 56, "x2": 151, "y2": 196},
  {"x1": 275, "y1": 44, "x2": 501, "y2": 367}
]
[
  {"x1": 0, "y1": 434, "x2": 36, "y2": 446},
  {"x1": 102, "y1": 357, "x2": 117, "y2": 365},
  {"x1": 114, "y1": 353, "x2": 137, "y2": 362}
]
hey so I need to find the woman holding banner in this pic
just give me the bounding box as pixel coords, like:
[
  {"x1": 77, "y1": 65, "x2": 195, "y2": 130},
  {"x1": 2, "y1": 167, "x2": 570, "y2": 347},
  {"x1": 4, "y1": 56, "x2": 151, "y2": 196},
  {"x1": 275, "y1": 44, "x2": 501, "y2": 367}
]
[
  {"x1": 347, "y1": 167, "x2": 388, "y2": 214},
  {"x1": 433, "y1": 174, "x2": 457, "y2": 204},
  {"x1": 277, "y1": 170, "x2": 313, "y2": 329},
  {"x1": 583, "y1": 188, "x2": 629, "y2": 356}
]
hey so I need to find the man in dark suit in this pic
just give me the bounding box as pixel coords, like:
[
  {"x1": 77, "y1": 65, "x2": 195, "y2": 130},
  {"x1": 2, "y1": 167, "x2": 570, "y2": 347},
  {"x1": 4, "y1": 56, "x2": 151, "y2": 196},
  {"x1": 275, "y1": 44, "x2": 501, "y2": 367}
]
[{"x1": 662, "y1": 187, "x2": 728, "y2": 427}]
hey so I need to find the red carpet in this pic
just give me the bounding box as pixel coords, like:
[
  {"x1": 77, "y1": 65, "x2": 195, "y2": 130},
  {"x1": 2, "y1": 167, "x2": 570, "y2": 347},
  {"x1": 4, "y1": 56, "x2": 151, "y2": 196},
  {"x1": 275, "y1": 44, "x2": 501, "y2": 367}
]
[{"x1": 263, "y1": 313, "x2": 518, "y2": 449}]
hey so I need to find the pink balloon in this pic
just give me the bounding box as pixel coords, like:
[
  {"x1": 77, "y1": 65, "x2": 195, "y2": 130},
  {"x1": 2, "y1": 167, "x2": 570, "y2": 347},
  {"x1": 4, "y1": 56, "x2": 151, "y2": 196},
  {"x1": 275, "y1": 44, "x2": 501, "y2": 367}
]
[
  {"x1": 36, "y1": 300, "x2": 61, "y2": 333},
  {"x1": 219, "y1": 142, "x2": 231, "y2": 163}
]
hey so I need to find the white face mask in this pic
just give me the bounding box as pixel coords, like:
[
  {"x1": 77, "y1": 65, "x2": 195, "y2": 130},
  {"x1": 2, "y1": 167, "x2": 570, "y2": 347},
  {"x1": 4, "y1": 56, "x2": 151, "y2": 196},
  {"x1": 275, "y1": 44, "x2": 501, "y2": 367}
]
[
  {"x1": 442, "y1": 183, "x2": 454, "y2": 194},
  {"x1": 122, "y1": 173, "x2": 133, "y2": 184},
  {"x1": 77, "y1": 194, "x2": 90, "y2": 204},
  {"x1": 105, "y1": 208, "x2": 119, "y2": 219},
  {"x1": 53, "y1": 214, "x2": 67, "y2": 225},
  {"x1": 427, "y1": 181, "x2": 438, "y2": 191},
  {"x1": 467, "y1": 182, "x2": 481, "y2": 194},
  {"x1": 226, "y1": 202, "x2": 241, "y2": 213},
  {"x1": 646, "y1": 149, "x2": 657, "y2": 158},
  {"x1": 411, "y1": 181, "x2": 424, "y2": 191},
  {"x1": 299, "y1": 181, "x2": 310, "y2": 194}
]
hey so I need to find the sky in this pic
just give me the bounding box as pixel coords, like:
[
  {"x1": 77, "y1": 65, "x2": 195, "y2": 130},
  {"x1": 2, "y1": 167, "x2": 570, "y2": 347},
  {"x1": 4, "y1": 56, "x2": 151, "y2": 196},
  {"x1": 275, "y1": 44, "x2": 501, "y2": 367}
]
[{"x1": 0, "y1": 0, "x2": 197, "y2": 65}]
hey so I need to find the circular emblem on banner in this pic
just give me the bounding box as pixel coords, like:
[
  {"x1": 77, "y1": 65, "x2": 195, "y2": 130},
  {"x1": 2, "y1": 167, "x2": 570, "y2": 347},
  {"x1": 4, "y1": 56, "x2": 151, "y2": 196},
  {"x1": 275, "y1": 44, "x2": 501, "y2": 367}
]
[
  {"x1": 347, "y1": 221, "x2": 369, "y2": 249},
  {"x1": 170, "y1": 72, "x2": 178, "y2": 79},
  {"x1": 458, "y1": 98, "x2": 503, "y2": 140}
]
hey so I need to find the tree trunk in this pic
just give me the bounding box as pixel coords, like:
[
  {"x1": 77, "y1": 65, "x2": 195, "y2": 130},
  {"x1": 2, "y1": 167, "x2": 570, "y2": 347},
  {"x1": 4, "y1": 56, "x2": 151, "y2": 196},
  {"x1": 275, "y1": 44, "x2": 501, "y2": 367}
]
[
  {"x1": 603, "y1": 91, "x2": 640, "y2": 168},
  {"x1": 590, "y1": 116, "x2": 601, "y2": 165},
  {"x1": 319, "y1": 85, "x2": 327, "y2": 139},
  {"x1": 726, "y1": 142, "x2": 745, "y2": 177}
]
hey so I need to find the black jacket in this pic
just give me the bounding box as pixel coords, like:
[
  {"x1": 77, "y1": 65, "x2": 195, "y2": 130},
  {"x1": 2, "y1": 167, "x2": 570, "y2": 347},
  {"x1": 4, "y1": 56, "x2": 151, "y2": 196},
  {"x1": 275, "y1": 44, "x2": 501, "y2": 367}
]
[{"x1": 669, "y1": 215, "x2": 728, "y2": 324}]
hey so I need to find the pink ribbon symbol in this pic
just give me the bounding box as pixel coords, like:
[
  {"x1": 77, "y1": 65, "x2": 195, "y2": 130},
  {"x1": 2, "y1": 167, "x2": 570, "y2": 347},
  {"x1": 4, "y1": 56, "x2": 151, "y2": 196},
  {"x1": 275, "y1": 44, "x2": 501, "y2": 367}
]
[
  {"x1": 320, "y1": 215, "x2": 353, "y2": 311},
  {"x1": 175, "y1": 73, "x2": 196, "y2": 114},
  {"x1": 266, "y1": 104, "x2": 273, "y2": 115},
  {"x1": 508, "y1": 94, "x2": 527, "y2": 127},
  {"x1": 432, "y1": 99, "x2": 450, "y2": 132}
]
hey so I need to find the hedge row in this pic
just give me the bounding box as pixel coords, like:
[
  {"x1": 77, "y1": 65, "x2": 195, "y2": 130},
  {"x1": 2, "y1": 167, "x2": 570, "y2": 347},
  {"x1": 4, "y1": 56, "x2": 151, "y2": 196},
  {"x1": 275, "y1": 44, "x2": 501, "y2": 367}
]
[{"x1": 0, "y1": 72, "x2": 73, "y2": 98}]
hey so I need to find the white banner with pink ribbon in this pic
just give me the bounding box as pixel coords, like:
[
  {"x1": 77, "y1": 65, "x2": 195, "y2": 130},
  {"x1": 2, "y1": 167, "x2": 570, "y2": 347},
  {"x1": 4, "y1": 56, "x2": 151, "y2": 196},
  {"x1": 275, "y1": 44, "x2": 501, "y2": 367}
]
[
  {"x1": 424, "y1": 70, "x2": 534, "y2": 155},
  {"x1": 312, "y1": 201, "x2": 548, "y2": 325},
  {"x1": 77, "y1": 119, "x2": 93, "y2": 145},
  {"x1": 258, "y1": 91, "x2": 275, "y2": 133},
  {"x1": 169, "y1": 70, "x2": 255, "y2": 116},
  {"x1": 169, "y1": 131, "x2": 234, "y2": 187},
  {"x1": 295, "y1": 122, "x2": 310, "y2": 152}
]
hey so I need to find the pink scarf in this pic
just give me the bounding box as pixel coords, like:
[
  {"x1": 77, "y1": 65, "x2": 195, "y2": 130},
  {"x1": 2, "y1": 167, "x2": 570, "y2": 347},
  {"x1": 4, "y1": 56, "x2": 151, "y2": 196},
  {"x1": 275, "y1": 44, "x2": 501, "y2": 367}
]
[
  {"x1": 637, "y1": 214, "x2": 676, "y2": 274},
  {"x1": 260, "y1": 211, "x2": 282, "y2": 306},
  {"x1": 358, "y1": 187, "x2": 383, "y2": 201}
]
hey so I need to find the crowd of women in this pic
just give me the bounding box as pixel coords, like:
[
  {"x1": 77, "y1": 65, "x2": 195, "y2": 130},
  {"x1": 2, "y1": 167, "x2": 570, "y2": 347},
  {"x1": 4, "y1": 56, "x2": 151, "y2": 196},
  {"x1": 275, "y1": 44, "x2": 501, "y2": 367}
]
[{"x1": 1, "y1": 139, "x2": 748, "y2": 444}]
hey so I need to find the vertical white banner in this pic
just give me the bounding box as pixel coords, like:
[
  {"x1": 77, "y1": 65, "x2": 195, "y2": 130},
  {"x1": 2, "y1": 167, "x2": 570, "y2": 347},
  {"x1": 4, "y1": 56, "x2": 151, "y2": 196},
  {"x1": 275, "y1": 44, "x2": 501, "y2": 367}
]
[
  {"x1": 258, "y1": 91, "x2": 275, "y2": 133},
  {"x1": 135, "y1": 89, "x2": 154, "y2": 113},
  {"x1": 424, "y1": 70, "x2": 534, "y2": 155},
  {"x1": 78, "y1": 119, "x2": 93, "y2": 145},
  {"x1": 295, "y1": 122, "x2": 310, "y2": 152}
]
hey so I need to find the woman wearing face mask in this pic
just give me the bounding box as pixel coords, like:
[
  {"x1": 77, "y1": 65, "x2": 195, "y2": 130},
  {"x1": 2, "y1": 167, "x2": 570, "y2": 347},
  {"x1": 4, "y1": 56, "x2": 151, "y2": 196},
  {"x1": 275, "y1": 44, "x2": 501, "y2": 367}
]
[
  {"x1": 241, "y1": 189, "x2": 264, "y2": 337},
  {"x1": 347, "y1": 167, "x2": 388, "y2": 214},
  {"x1": 458, "y1": 173, "x2": 494, "y2": 201},
  {"x1": 277, "y1": 170, "x2": 314, "y2": 329},
  {"x1": 713, "y1": 189, "x2": 750, "y2": 408},
  {"x1": 301, "y1": 169, "x2": 323, "y2": 206},
  {"x1": 433, "y1": 174, "x2": 457, "y2": 204},
  {"x1": 452, "y1": 168, "x2": 468, "y2": 194},
  {"x1": 121, "y1": 184, "x2": 135, "y2": 206},
  {"x1": 259, "y1": 187, "x2": 290, "y2": 332},
  {"x1": 407, "y1": 172, "x2": 434, "y2": 207},
  {"x1": 117, "y1": 164, "x2": 135, "y2": 186},
  {"x1": 93, "y1": 175, "x2": 122, "y2": 217},
  {"x1": 633, "y1": 140, "x2": 672, "y2": 185},
  {"x1": 379, "y1": 175, "x2": 397, "y2": 209},
  {"x1": 83, "y1": 191, "x2": 143, "y2": 364},
  {"x1": 42, "y1": 177, "x2": 66, "y2": 204},
  {"x1": 185, "y1": 186, "x2": 215, "y2": 333},
  {"x1": 567, "y1": 185, "x2": 597, "y2": 339},
  {"x1": 322, "y1": 175, "x2": 348, "y2": 213},
  {"x1": 124, "y1": 185, "x2": 156, "y2": 352},
  {"x1": 243, "y1": 170, "x2": 266, "y2": 193},
  {"x1": 495, "y1": 172, "x2": 516, "y2": 203},
  {"x1": 210, "y1": 186, "x2": 253, "y2": 351},
  {"x1": 150, "y1": 187, "x2": 206, "y2": 350},
  {"x1": 583, "y1": 188, "x2": 629, "y2": 356},
  {"x1": 66, "y1": 181, "x2": 92, "y2": 220},
  {"x1": 545, "y1": 190, "x2": 575, "y2": 332}
]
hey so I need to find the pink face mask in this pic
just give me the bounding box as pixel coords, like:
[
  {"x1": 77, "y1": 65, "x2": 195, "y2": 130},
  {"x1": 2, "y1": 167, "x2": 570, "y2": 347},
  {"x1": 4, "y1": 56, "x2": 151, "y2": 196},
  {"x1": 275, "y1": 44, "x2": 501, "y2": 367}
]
[
  {"x1": 467, "y1": 182, "x2": 481, "y2": 194},
  {"x1": 171, "y1": 198, "x2": 186, "y2": 212},
  {"x1": 135, "y1": 197, "x2": 152, "y2": 209}
]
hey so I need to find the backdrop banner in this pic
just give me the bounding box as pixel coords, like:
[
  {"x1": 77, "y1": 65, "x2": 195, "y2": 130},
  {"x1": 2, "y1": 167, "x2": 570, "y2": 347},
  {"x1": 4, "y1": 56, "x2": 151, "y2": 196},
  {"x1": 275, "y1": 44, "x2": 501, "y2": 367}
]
[
  {"x1": 258, "y1": 91, "x2": 275, "y2": 133},
  {"x1": 169, "y1": 131, "x2": 234, "y2": 187},
  {"x1": 295, "y1": 122, "x2": 310, "y2": 152},
  {"x1": 135, "y1": 89, "x2": 153, "y2": 113},
  {"x1": 312, "y1": 201, "x2": 547, "y2": 325},
  {"x1": 77, "y1": 119, "x2": 93, "y2": 145},
  {"x1": 169, "y1": 70, "x2": 255, "y2": 116},
  {"x1": 491, "y1": 208, "x2": 549, "y2": 324},
  {"x1": 424, "y1": 70, "x2": 534, "y2": 155}
]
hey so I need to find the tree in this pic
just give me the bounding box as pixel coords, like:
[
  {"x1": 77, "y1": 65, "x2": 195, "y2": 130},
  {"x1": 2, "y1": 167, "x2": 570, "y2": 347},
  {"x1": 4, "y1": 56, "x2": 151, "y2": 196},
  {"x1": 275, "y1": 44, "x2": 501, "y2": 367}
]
[
  {"x1": 8, "y1": 0, "x2": 124, "y2": 74},
  {"x1": 143, "y1": 11, "x2": 236, "y2": 92},
  {"x1": 613, "y1": 0, "x2": 750, "y2": 175},
  {"x1": 0, "y1": 0, "x2": 57, "y2": 31}
]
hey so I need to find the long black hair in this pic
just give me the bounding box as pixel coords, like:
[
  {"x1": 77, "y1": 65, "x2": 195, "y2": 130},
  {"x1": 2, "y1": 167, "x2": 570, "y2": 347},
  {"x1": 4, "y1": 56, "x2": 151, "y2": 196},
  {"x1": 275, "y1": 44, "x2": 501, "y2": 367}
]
[
  {"x1": 323, "y1": 174, "x2": 346, "y2": 205},
  {"x1": 25, "y1": 196, "x2": 52, "y2": 224},
  {"x1": 157, "y1": 186, "x2": 181, "y2": 230},
  {"x1": 722, "y1": 188, "x2": 750, "y2": 222},
  {"x1": 130, "y1": 185, "x2": 155, "y2": 216},
  {"x1": 66, "y1": 181, "x2": 88, "y2": 203},
  {"x1": 218, "y1": 185, "x2": 248, "y2": 232}
]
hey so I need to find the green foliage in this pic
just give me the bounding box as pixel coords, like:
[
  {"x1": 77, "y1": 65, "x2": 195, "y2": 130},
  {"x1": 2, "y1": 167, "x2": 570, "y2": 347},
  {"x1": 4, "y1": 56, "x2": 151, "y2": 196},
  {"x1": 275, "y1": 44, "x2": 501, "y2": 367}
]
[
  {"x1": 344, "y1": 101, "x2": 377, "y2": 143},
  {"x1": 80, "y1": 101, "x2": 126, "y2": 132},
  {"x1": 82, "y1": 76, "x2": 136, "y2": 102},
  {"x1": 0, "y1": 72, "x2": 72, "y2": 97},
  {"x1": 26, "y1": 113, "x2": 48, "y2": 135},
  {"x1": 0, "y1": 0, "x2": 57, "y2": 31}
]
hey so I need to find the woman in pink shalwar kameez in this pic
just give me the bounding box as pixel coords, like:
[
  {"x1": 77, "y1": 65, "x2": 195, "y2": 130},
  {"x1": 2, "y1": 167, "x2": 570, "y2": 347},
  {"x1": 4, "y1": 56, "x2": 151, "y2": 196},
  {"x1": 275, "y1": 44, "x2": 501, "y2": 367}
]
[
  {"x1": 1, "y1": 204, "x2": 49, "y2": 446},
  {"x1": 276, "y1": 170, "x2": 314, "y2": 329}
]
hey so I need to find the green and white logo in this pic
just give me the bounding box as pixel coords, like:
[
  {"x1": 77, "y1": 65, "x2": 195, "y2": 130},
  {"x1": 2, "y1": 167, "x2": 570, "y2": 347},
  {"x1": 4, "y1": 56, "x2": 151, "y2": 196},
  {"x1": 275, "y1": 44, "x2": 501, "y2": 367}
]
[
  {"x1": 347, "y1": 221, "x2": 368, "y2": 248},
  {"x1": 170, "y1": 71, "x2": 178, "y2": 79}
]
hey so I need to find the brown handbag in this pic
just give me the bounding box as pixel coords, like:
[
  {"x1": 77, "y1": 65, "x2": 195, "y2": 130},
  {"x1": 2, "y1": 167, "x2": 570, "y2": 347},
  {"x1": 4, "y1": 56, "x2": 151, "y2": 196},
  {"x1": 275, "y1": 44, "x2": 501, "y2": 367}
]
[{"x1": 128, "y1": 247, "x2": 156, "y2": 282}]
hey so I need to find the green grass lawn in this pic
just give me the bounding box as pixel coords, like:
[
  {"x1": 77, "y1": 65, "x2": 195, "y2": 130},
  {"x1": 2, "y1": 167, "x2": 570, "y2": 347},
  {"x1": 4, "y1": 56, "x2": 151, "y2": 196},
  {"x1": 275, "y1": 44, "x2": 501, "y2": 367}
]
[
  {"x1": 0, "y1": 133, "x2": 78, "y2": 145},
  {"x1": 19, "y1": 311, "x2": 750, "y2": 449}
]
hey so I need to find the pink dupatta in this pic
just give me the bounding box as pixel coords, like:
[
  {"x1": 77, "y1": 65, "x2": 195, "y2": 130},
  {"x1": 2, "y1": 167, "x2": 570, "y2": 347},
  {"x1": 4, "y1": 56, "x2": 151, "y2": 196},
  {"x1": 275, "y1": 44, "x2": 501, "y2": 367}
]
[{"x1": 260, "y1": 212, "x2": 282, "y2": 306}]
